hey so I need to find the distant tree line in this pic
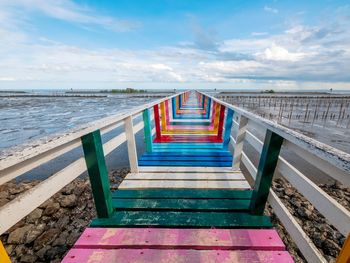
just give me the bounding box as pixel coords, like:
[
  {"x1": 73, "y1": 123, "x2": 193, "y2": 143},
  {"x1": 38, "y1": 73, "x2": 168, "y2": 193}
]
[{"x1": 100, "y1": 88, "x2": 147, "y2": 94}]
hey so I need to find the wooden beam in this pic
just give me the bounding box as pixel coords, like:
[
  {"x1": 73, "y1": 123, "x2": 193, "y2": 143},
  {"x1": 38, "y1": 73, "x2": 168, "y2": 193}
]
[
  {"x1": 201, "y1": 91, "x2": 350, "y2": 175},
  {"x1": 138, "y1": 166, "x2": 236, "y2": 173},
  {"x1": 223, "y1": 108, "x2": 234, "y2": 150},
  {"x1": 81, "y1": 130, "x2": 113, "y2": 218},
  {"x1": 0, "y1": 240, "x2": 11, "y2": 263},
  {"x1": 142, "y1": 109, "x2": 153, "y2": 152},
  {"x1": 124, "y1": 172, "x2": 246, "y2": 180},
  {"x1": 124, "y1": 116, "x2": 139, "y2": 173},
  {"x1": 118, "y1": 180, "x2": 251, "y2": 189},
  {"x1": 285, "y1": 141, "x2": 350, "y2": 187},
  {"x1": 250, "y1": 130, "x2": 283, "y2": 215},
  {"x1": 0, "y1": 92, "x2": 183, "y2": 173},
  {"x1": 336, "y1": 234, "x2": 350, "y2": 263},
  {"x1": 232, "y1": 115, "x2": 248, "y2": 169},
  {"x1": 153, "y1": 104, "x2": 161, "y2": 140}
]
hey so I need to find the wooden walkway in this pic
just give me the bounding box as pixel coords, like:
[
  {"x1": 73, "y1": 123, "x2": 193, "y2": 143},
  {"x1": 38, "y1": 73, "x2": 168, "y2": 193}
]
[{"x1": 62, "y1": 91, "x2": 294, "y2": 262}]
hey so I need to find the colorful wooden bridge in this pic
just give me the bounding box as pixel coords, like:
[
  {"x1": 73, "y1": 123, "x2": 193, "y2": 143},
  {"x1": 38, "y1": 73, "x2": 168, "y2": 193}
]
[
  {"x1": 62, "y1": 91, "x2": 293, "y2": 262},
  {"x1": 0, "y1": 91, "x2": 349, "y2": 263}
]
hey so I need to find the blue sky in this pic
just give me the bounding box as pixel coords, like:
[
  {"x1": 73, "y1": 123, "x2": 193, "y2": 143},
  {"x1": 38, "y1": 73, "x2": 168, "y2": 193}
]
[{"x1": 0, "y1": 0, "x2": 350, "y2": 90}]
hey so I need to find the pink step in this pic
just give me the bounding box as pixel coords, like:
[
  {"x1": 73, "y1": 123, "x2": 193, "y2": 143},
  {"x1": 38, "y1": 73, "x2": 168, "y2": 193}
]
[
  {"x1": 73, "y1": 228, "x2": 286, "y2": 250},
  {"x1": 62, "y1": 249, "x2": 294, "y2": 263}
]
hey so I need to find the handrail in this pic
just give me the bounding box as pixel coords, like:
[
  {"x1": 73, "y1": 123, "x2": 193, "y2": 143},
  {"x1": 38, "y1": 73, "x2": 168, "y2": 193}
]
[
  {"x1": 0, "y1": 90, "x2": 349, "y2": 262},
  {"x1": 217, "y1": 91, "x2": 350, "y2": 262},
  {"x1": 0, "y1": 92, "x2": 182, "y2": 235},
  {"x1": 201, "y1": 91, "x2": 350, "y2": 175},
  {"x1": 0, "y1": 92, "x2": 182, "y2": 179}
]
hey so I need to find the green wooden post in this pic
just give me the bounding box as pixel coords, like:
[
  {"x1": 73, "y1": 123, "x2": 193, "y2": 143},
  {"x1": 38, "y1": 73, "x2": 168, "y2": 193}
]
[
  {"x1": 143, "y1": 108, "x2": 153, "y2": 152},
  {"x1": 250, "y1": 130, "x2": 283, "y2": 215},
  {"x1": 81, "y1": 130, "x2": 113, "y2": 218}
]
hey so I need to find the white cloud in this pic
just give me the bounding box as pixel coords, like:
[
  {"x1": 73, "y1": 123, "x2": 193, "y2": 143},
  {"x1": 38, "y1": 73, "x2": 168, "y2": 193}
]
[
  {"x1": 0, "y1": 0, "x2": 139, "y2": 32},
  {"x1": 0, "y1": 3, "x2": 350, "y2": 89},
  {"x1": 259, "y1": 43, "x2": 306, "y2": 62},
  {"x1": 264, "y1": 6, "x2": 279, "y2": 14},
  {"x1": 0, "y1": 77, "x2": 16, "y2": 81},
  {"x1": 251, "y1": 32, "x2": 268, "y2": 36}
]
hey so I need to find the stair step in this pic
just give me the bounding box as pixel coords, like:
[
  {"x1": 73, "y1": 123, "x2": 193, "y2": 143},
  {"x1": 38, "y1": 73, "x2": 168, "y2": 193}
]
[
  {"x1": 112, "y1": 189, "x2": 253, "y2": 199},
  {"x1": 91, "y1": 211, "x2": 272, "y2": 228},
  {"x1": 73, "y1": 228, "x2": 286, "y2": 250},
  {"x1": 118, "y1": 179, "x2": 250, "y2": 189},
  {"x1": 112, "y1": 198, "x2": 250, "y2": 211}
]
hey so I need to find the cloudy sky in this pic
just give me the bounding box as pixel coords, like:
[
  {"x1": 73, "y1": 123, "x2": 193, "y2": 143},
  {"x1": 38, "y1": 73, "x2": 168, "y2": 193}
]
[{"x1": 0, "y1": 0, "x2": 350, "y2": 90}]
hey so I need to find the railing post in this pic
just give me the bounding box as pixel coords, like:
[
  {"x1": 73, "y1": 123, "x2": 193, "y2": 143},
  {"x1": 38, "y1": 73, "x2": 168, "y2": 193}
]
[
  {"x1": 142, "y1": 108, "x2": 153, "y2": 152},
  {"x1": 232, "y1": 115, "x2": 248, "y2": 169},
  {"x1": 336, "y1": 233, "x2": 350, "y2": 263},
  {"x1": 81, "y1": 130, "x2": 113, "y2": 218},
  {"x1": 223, "y1": 108, "x2": 234, "y2": 150},
  {"x1": 125, "y1": 116, "x2": 139, "y2": 173},
  {"x1": 0, "y1": 240, "x2": 11, "y2": 263},
  {"x1": 250, "y1": 130, "x2": 284, "y2": 215}
]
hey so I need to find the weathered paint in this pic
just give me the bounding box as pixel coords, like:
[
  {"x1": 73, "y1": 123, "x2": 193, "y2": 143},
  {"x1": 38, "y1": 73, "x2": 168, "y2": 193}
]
[
  {"x1": 0, "y1": 240, "x2": 11, "y2": 263},
  {"x1": 142, "y1": 109, "x2": 153, "y2": 152},
  {"x1": 74, "y1": 228, "x2": 286, "y2": 250},
  {"x1": 336, "y1": 233, "x2": 350, "y2": 263},
  {"x1": 62, "y1": 249, "x2": 294, "y2": 263},
  {"x1": 81, "y1": 130, "x2": 113, "y2": 218},
  {"x1": 250, "y1": 130, "x2": 284, "y2": 215}
]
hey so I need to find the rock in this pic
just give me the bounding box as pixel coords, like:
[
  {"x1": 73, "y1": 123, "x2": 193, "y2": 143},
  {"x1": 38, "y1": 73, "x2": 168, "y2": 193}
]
[
  {"x1": 0, "y1": 198, "x2": 8, "y2": 206},
  {"x1": 7, "y1": 225, "x2": 32, "y2": 244},
  {"x1": 56, "y1": 215, "x2": 70, "y2": 230},
  {"x1": 52, "y1": 232, "x2": 69, "y2": 246},
  {"x1": 43, "y1": 202, "x2": 60, "y2": 216},
  {"x1": 36, "y1": 245, "x2": 52, "y2": 259},
  {"x1": 0, "y1": 190, "x2": 9, "y2": 199},
  {"x1": 34, "y1": 229, "x2": 60, "y2": 250},
  {"x1": 59, "y1": 194, "x2": 77, "y2": 208},
  {"x1": 67, "y1": 231, "x2": 81, "y2": 246},
  {"x1": 4, "y1": 244, "x2": 14, "y2": 255},
  {"x1": 46, "y1": 245, "x2": 67, "y2": 260},
  {"x1": 25, "y1": 224, "x2": 46, "y2": 244},
  {"x1": 9, "y1": 185, "x2": 25, "y2": 195},
  {"x1": 297, "y1": 207, "x2": 312, "y2": 219},
  {"x1": 62, "y1": 184, "x2": 75, "y2": 195},
  {"x1": 322, "y1": 239, "x2": 341, "y2": 257},
  {"x1": 311, "y1": 232, "x2": 326, "y2": 248},
  {"x1": 26, "y1": 208, "x2": 43, "y2": 223},
  {"x1": 20, "y1": 254, "x2": 38, "y2": 263},
  {"x1": 290, "y1": 197, "x2": 302, "y2": 208},
  {"x1": 284, "y1": 187, "x2": 294, "y2": 196},
  {"x1": 53, "y1": 208, "x2": 69, "y2": 220},
  {"x1": 14, "y1": 244, "x2": 27, "y2": 255}
]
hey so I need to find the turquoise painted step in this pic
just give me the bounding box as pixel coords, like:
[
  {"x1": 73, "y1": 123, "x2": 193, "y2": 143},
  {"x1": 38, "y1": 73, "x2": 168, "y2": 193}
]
[
  {"x1": 112, "y1": 199, "x2": 250, "y2": 211},
  {"x1": 139, "y1": 155, "x2": 232, "y2": 162},
  {"x1": 138, "y1": 160, "x2": 232, "y2": 167},
  {"x1": 142, "y1": 152, "x2": 232, "y2": 157},
  {"x1": 91, "y1": 211, "x2": 272, "y2": 228}
]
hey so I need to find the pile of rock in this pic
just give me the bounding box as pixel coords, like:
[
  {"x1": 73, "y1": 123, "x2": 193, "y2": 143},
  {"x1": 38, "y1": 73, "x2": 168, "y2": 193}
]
[
  {"x1": 271, "y1": 177, "x2": 348, "y2": 263},
  {"x1": 0, "y1": 168, "x2": 128, "y2": 263}
]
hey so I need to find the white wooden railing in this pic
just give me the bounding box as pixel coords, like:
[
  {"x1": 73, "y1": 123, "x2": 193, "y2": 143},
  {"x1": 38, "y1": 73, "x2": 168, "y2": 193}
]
[
  {"x1": 203, "y1": 91, "x2": 350, "y2": 263},
  {"x1": 0, "y1": 90, "x2": 349, "y2": 262},
  {"x1": 0, "y1": 93, "x2": 181, "y2": 236}
]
